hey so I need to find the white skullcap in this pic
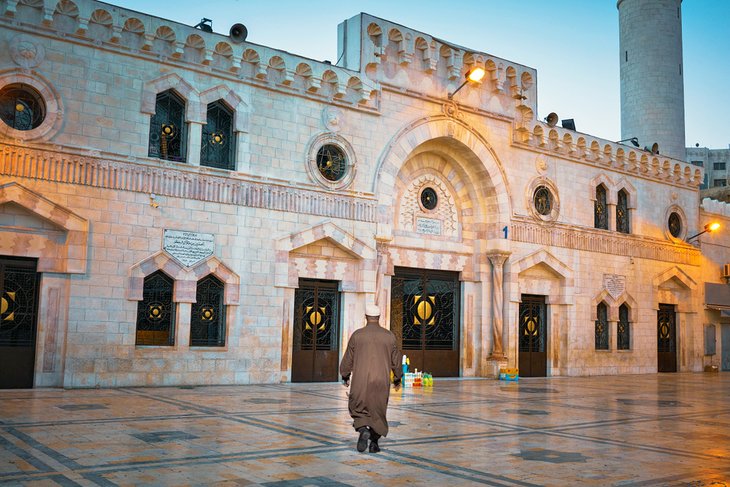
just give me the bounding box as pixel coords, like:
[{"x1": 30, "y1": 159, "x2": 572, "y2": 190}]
[{"x1": 365, "y1": 304, "x2": 381, "y2": 317}]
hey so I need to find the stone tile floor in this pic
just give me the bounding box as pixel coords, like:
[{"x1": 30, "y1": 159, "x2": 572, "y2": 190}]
[{"x1": 1, "y1": 373, "x2": 729, "y2": 486}]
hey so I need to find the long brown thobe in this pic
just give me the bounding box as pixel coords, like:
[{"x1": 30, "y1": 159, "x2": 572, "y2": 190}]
[{"x1": 339, "y1": 322, "x2": 402, "y2": 437}]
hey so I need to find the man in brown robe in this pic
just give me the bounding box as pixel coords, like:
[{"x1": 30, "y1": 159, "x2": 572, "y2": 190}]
[{"x1": 339, "y1": 304, "x2": 402, "y2": 453}]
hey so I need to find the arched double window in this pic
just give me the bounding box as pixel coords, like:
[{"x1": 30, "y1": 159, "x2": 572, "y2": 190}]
[
  {"x1": 595, "y1": 302, "x2": 609, "y2": 350},
  {"x1": 148, "y1": 90, "x2": 187, "y2": 162},
  {"x1": 616, "y1": 189, "x2": 630, "y2": 234},
  {"x1": 618, "y1": 303, "x2": 631, "y2": 350},
  {"x1": 201, "y1": 101, "x2": 235, "y2": 170},
  {"x1": 136, "y1": 271, "x2": 175, "y2": 346},
  {"x1": 594, "y1": 184, "x2": 608, "y2": 230}
]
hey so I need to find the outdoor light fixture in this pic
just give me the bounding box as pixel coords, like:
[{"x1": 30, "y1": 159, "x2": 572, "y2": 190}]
[
  {"x1": 448, "y1": 67, "x2": 486, "y2": 99},
  {"x1": 616, "y1": 137, "x2": 640, "y2": 147},
  {"x1": 686, "y1": 222, "x2": 721, "y2": 243}
]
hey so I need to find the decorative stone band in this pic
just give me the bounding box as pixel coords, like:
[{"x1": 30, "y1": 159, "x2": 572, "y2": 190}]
[
  {"x1": 0, "y1": 144, "x2": 377, "y2": 223},
  {"x1": 511, "y1": 218, "x2": 700, "y2": 266}
]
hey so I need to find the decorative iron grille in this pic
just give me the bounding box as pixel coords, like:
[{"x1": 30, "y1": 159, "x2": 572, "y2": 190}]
[
  {"x1": 0, "y1": 83, "x2": 46, "y2": 131},
  {"x1": 136, "y1": 271, "x2": 175, "y2": 346},
  {"x1": 618, "y1": 303, "x2": 630, "y2": 350},
  {"x1": 616, "y1": 189, "x2": 630, "y2": 234},
  {"x1": 668, "y1": 212, "x2": 682, "y2": 238},
  {"x1": 201, "y1": 101, "x2": 234, "y2": 170},
  {"x1": 148, "y1": 90, "x2": 187, "y2": 162},
  {"x1": 533, "y1": 186, "x2": 552, "y2": 216},
  {"x1": 595, "y1": 302, "x2": 609, "y2": 350},
  {"x1": 657, "y1": 304, "x2": 676, "y2": 353},
  {"x1": 190, "y1": 275, "x2": 226, "y2": 347},
  {"x1": 315, "y1": 144, "x2": 347, "y2": 182},
  {"x1": 420, "y1": 187, "x2": 438, "y2": 210},
  {"x1": 595, "y1": 185, "x2": 608, "y2": 229},
  {"x1": 519, "y1": 296, "x2": 545, "y2": 353},
  {"x1": 0, "y1": 262, "x2": 39, "y2": 347},
  {"x1": 293, "y1": 281, "x2": 338, "y2": 352}
]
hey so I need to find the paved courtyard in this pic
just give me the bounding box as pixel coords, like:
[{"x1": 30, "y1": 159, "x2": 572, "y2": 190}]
[{"x1": 1, "y1": 373, "x2": 729, "y2": 486}]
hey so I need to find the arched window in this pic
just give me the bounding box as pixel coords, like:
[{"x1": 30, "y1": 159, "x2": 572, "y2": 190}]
[
  {"x1": 0, "y1": 83, "x2": 46, "y2": 131},
  {"x1": 190, "y1": 275, "x2": 226, "y2": 347},
  {"x1": 136, "y1": 271, "x2": 175, "y2": 346},
  {"x1": 594, "y1": 184, "x2": 608, "y2": 230},
  {"x1": 618, "y1": 303, "x2": 631, "y2": 350},
  {"x1": 148, "y1": 90, "x2": 187, "y2": 162},
  {"x1": 616, "y1": 189, "x2": 630, "y2": 234},
  {"x1": 201, "y1": 101, "x2": 235, "y2": 170},
  {"x1": 595, "y1": 302, "x2": 609, "y2": 350}
]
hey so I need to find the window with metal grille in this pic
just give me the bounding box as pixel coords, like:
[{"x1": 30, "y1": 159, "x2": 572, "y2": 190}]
[
  {"x1": 618, "y1": 303, "x2": 631, "y2": 350},
  {"x1": 595, "y1": 302, "x2": 609, "y2": 350},
  {"x1": 533, "y1": 185, "x2": 552, "y2": 216},
  {"x1": 201, "y1": 101, "x2": 234, "y2": 170},
  {"x1": 190, "y1": 275, "x2": 226, "y2": 347},
  {"x1": 713, "y1": 162, "x2": 726, "y2": 171},
  {"x1": 616, "y1": 189, "x2": 630, "y2": 234},
  {"x1": 136, "y1": 271, "x2": 175, "y2": 346},
  {"x1": 148, "y1": 90, "x2": 187, "y2": 162},
  {"x1": 668, "y1": 212, "x2": 682, "y2": 238},
  {"x1": 0, "y1": 83, "x2": 46, "y2": 131},
  {"x1": 594, "y1": 184, "x2": 608, "y2": 230},
  {"x1": 713, "y1": 179, "x2": 727, "y2": 187}
]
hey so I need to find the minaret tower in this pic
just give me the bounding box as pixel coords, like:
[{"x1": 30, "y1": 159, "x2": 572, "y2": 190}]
[{"x1": 618, "y1": 0, "x2": 685, "y2": 160}]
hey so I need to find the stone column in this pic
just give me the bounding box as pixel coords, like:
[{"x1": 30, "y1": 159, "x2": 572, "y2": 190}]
[
  {"x1": 187, "y1": 122, "x2": 203, "y2": 166},
  {"x1": 487, "y1": 252, "x2": 509, "y2": 360}
]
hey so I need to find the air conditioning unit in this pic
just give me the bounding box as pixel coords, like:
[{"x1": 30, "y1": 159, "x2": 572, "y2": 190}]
[{"x1": 723, "y1": 264, "x2": 730, "y2": 279}]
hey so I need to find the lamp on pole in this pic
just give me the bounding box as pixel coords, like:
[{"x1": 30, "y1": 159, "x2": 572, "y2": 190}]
[{"x1": 448, "y1": 67, "x2": 486, "y2": 100}]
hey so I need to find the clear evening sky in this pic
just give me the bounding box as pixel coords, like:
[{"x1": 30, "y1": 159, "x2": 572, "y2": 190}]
[{"x1": 112, "y1": 1, "x2": 730, "y2": 150}]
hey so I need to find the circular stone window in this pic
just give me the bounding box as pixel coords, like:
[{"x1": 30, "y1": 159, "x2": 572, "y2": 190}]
[
  {"x1": 420, "y1": 187, "x2": 438, "y2": 210},
  {"x1": 0, "y1": 83, "x2": 46, "y2": 131},
  {"x1": 316, "y1": 144, "x2": 347, "y2": 182},
  {"x1": 306, "y1": 133, "x2": 357, "y2": 190},
  {"x1": 668, "y1": 212, "x2": 682, "y2": 238},
  {"x1": 533, "y1": 185, "x2": 553, "y2": 216}
]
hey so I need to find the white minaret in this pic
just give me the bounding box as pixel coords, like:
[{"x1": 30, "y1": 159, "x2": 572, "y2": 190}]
[{"x1": 618, "y1": 0, "x2": 685, "y2": 160}]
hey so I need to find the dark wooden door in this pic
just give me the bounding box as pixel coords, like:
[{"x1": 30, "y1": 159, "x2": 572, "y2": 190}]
[
  {"x1": 518, "y1": 295, "x2": 547, "y2": 377},
  {"x1": 292, "y1": 279, "x2": 340, "y2": 382},
  {"x1": 0, "y1": 257, "x2": 40, "y2": 389},
  {"x1": 657, "y1": 304, "x2": 677, "y2": 373},
  {"x1": 391, "y1": 268, "x2": 460, "y2": 377}
]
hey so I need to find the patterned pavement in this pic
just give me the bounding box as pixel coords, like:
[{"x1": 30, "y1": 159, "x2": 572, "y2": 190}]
[{"x1": 1, "y1": 373, "x2": 729, "y2": 486}]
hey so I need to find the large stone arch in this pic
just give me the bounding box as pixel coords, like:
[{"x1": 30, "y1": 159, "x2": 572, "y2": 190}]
[{"x1": 373, "y1": 115, "x2": 511, "y2": 238}]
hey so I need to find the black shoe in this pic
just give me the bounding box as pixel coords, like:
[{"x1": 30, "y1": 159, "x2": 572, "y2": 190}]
[
  {"x1": 356, "y1": 428, "x2": 370, "y2": 452},
  {"x1": 369, "y1": 441, "x2": 380, "y2": 453}
]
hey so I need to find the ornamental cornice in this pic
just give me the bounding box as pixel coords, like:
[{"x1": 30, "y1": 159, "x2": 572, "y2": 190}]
[
  {"x1": 513, "y1": 120, "x2": 703, "y2": 190},
  {"x1": 0, "y1": 143, "x2": 377, "y2": 223},
  {"x1": 510, "y1": 217, "x2": 700, "y2": 266}
]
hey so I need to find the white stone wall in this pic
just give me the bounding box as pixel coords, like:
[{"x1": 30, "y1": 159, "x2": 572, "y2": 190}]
[{"x1": 0, "y1": 0, "x2": 711, "y2": 387}]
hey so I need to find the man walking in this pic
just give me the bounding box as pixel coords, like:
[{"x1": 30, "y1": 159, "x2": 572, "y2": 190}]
[{"x1": 340, "y1": 304, "x2": 402, "y2": 453}]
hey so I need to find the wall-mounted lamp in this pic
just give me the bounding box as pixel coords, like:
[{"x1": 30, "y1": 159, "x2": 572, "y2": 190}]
[
  {"x1": 616, "y1": 137, "x2": 640, "y2": 147},
  {"x1": 686, "y1": 222, "x2": 720, "y2": 243},
  {"x1": 448, "y1": 67, "x2": 486, "y2": 99},
  {"x1": 150, "y1": 193, "x2": 159, "y2": 209}
]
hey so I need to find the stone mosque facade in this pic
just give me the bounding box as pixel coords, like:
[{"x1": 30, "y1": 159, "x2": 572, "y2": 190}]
[{"x1": 0, "y1": 0, "x2": 728, "y2": 388}]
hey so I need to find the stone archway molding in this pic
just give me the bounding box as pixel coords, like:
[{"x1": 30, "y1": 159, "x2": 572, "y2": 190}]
[
  {"x1": 0, "y1": 182, "x2": 88, "y2": 273},
  {"x1": 373, "y1": 115, "x2": 511, "y2": 238}
]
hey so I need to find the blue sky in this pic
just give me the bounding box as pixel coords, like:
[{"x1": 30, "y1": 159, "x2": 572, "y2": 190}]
[{"x1": 114, "y1": 0, "x2": 730, "y2": 149}]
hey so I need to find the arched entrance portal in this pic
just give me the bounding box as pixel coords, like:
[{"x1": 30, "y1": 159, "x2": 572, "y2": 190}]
[{"x1": 374, "y1": 116, "x2": 511, "y2": 378}]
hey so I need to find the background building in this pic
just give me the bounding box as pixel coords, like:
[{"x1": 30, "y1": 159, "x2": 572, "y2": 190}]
[{"x1": 0, "y1": 0, "x2": 726, "y2": 388}]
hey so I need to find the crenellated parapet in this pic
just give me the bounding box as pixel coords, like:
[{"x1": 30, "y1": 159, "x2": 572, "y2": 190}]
[
  {"x1": 337, "y1": 13, "x2": 538, "y2": 118},
  {"x1": 513, "y1": 115, "x2": 703, "y2": 190},
  {"x1": 1, "y1": 0, "x2": 377, "y2": 109}
]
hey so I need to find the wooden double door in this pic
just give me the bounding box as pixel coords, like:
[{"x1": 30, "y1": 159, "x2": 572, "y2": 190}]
[
  {"x1": 291, "y1": 279, "x2": 340, "y2": 382},
  {"x1": 0, "y1": 257, "x2": 40, "y2": 389},
  {"x1": 390, "y1": 268, "x2": 460, "y2": 377}
]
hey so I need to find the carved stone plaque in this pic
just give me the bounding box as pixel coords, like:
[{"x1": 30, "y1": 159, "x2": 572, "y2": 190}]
[
  {"x1": 416, "y1": 217, "x2": 442, "y2": 236},
  {"x1": 164, "y1": 230, "x2": 215, "y2": 267},
  {"x1": 603, "y1": 274, "x2": 626, "y2": 299}
]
